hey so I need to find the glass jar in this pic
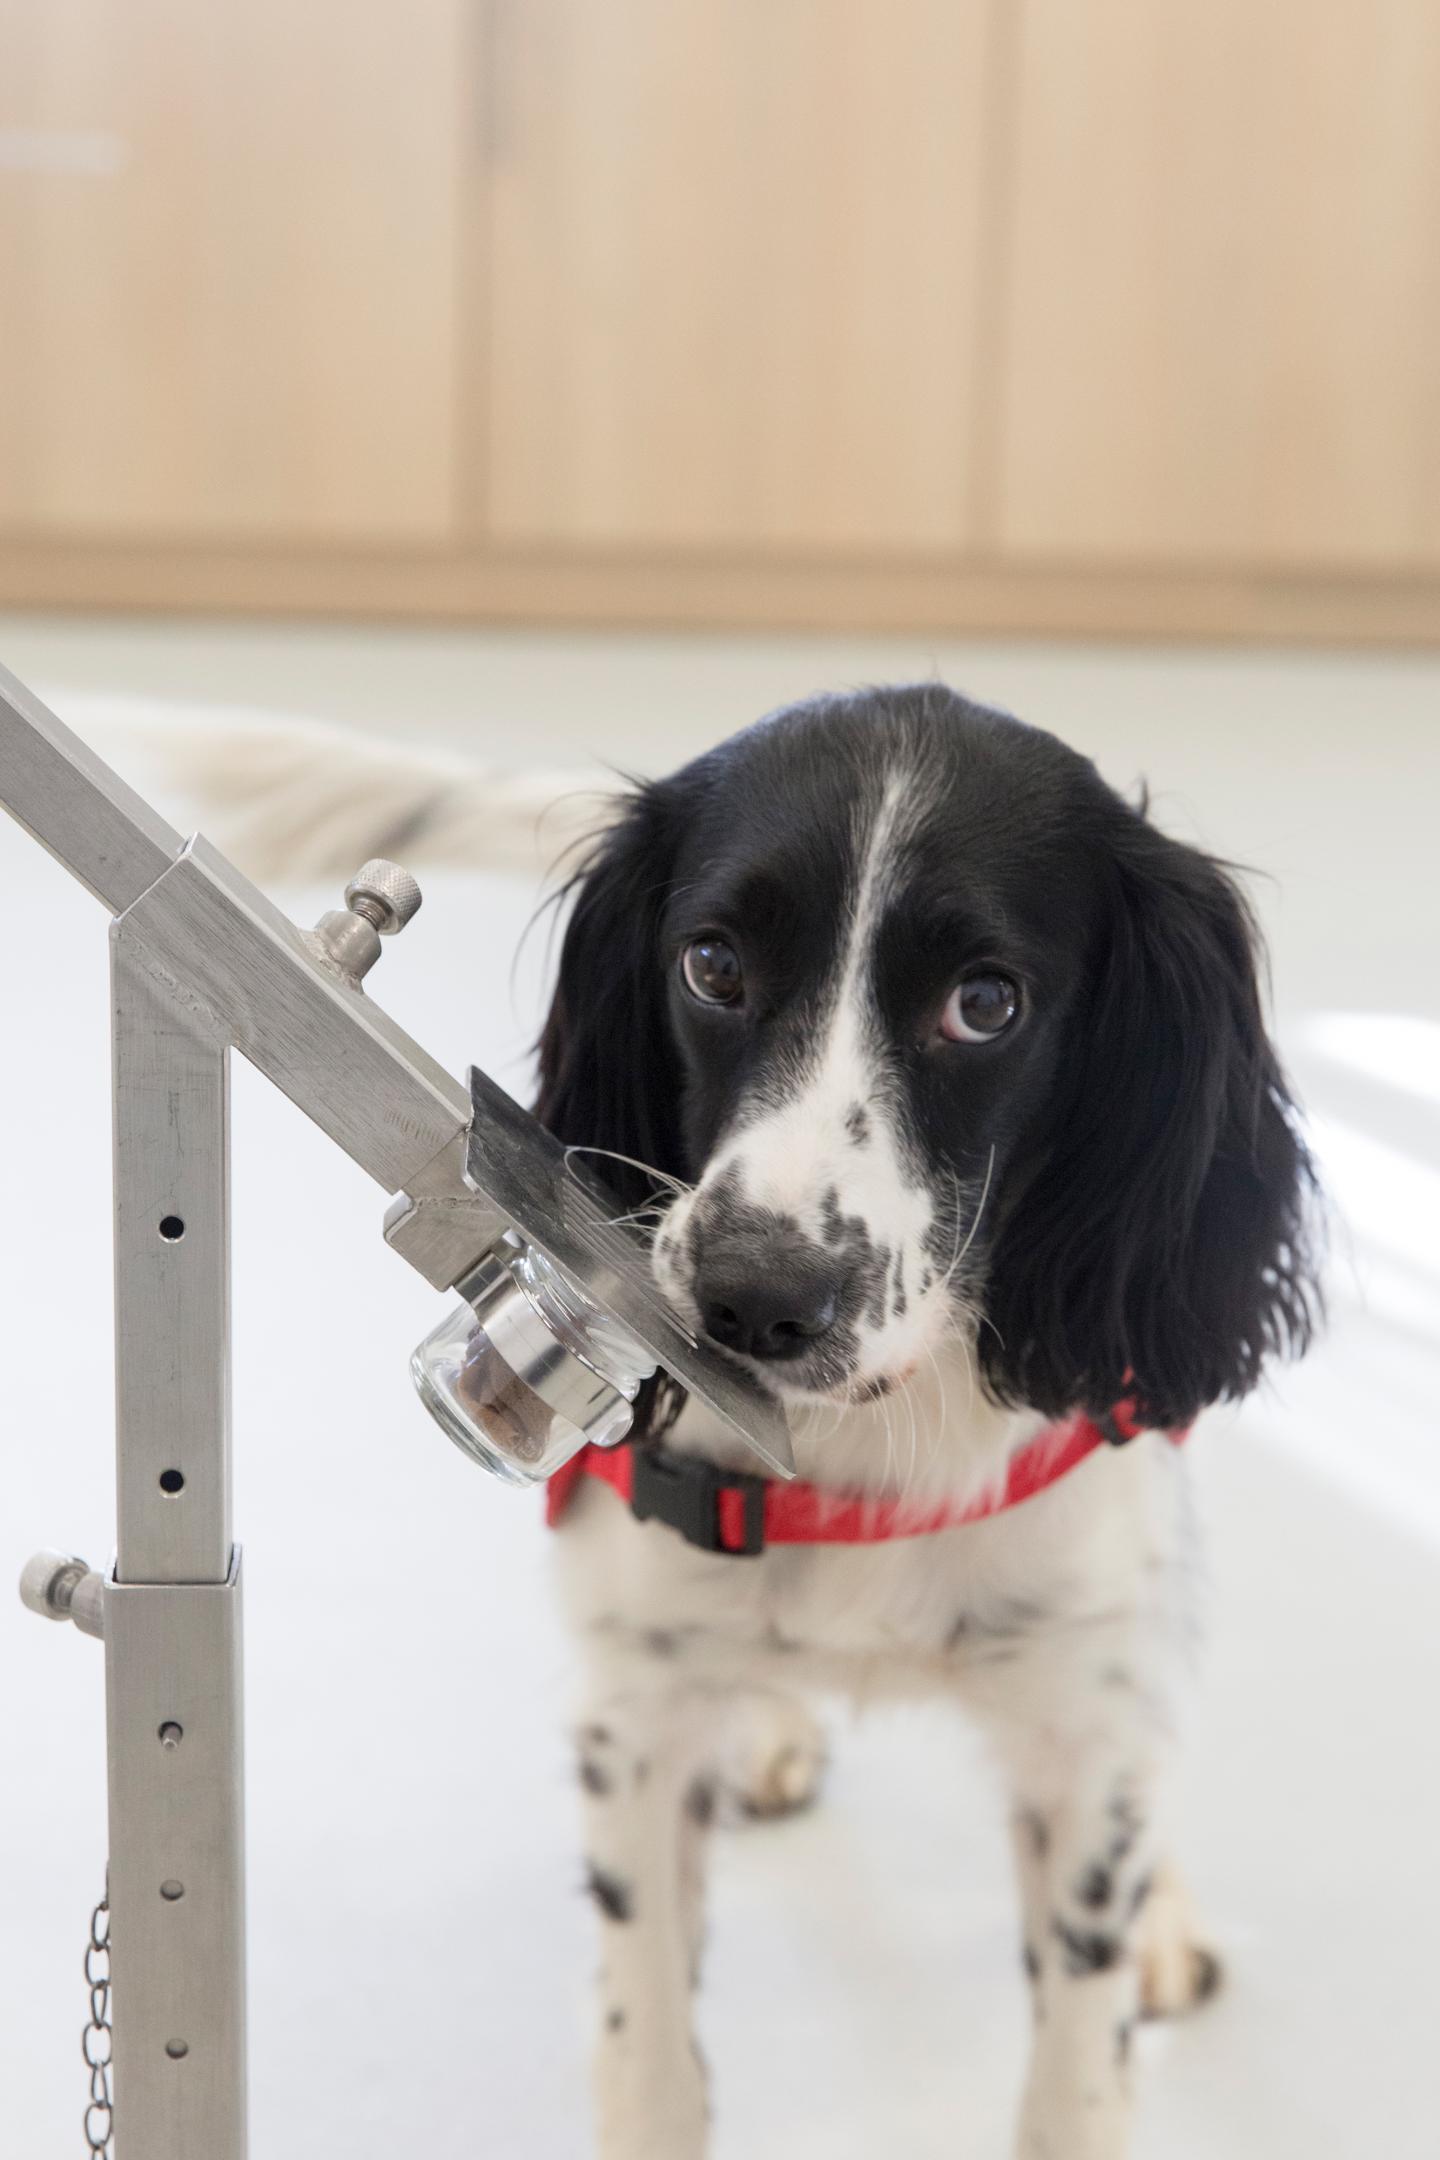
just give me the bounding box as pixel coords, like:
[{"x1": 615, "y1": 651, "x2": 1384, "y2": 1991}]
[{"x1": 410, "y1": 1239, "x2": 657, "y2": 1485}]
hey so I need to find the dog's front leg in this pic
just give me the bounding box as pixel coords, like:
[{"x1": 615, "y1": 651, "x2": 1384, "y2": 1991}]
[
  {"x1": 576, "y1": 1685, "x2": 713, "y2": 2160},
  {"x1": 1009, "y1": 1757, "x2": 1160, "y2": 2160}
]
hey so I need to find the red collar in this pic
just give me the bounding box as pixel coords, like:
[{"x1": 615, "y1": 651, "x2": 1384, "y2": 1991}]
[{"x1": 545, "y1": 1399, "x2": 1185, "y2": 1558}]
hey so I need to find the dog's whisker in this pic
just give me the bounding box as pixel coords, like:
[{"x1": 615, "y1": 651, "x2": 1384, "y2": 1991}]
[
  {"x1": 941, "y1": 1167, "x2": 966, "y2": 1287},
  {"x1": 886, "y1": 1385, "x2": 906, "y2": 1500},
  {"x1": 902, "y1": 1374, "x2": 920, "y2": 1502},
  {"x1": 916, "y1": 1363, "x2": 944, "y2": 1481},
  {"x1": 920, "y1": 1340, "x2": 950, "y2": 1462},
  {"x1": 604, "y1": 1202, "x2": 671, "y2": 1230},
  {"x1": 878, "y1": 1387, "x2": 899, "y2": 1495},
  {"x1": 563, "y1": 1144, "x2": 695, "y2": 1197},
  {"x1": 953, "y1": 1144, "x2": 997, "y2": 1271},
  {"x1": 938, "y1": 1145, "x2": 997, "y2": 1295}
]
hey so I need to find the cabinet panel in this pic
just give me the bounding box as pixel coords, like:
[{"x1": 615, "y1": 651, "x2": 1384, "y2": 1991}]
[
  {"x1": 0, "y1": 0, "x2": 467, "y2": 541},
  {"x1": 995, "y1": 0, "x2": 1440, "y2": 567},
  {"x1": 484, "y1": 0, "x2": 994, "y2": 555}
]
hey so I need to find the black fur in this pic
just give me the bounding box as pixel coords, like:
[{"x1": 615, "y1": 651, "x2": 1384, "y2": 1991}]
[
  {"x1": 1052, "y1": 1918, "x2": 1123, "y2": 1976},
  {"x1": 536, "y1": 783, "x2": 687, "y2": 1210},
  {"x1": 533, "y1": 686, "x2": 1320, "y2": 1438},
  {"x1": 585, "y1": 1863, "x2": 634, "y2": 1924},
  {"x1": 983, "y1": 799, "x2": 1320, "y2": 1430}
]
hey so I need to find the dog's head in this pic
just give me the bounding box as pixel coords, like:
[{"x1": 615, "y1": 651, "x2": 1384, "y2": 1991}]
[{"x1": 536, "y1": 687, "x2": 1318, "y2": 1434}]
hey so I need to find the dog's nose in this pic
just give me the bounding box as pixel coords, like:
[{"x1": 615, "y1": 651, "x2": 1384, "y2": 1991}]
[{"x1": 697, "y1": 1264, "x2": 842, "y2": 1361}]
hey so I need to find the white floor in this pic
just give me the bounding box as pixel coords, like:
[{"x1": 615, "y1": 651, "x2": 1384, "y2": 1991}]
[{"x1": 2, "y1": 615, "x2": 1438, "y2": 2155}]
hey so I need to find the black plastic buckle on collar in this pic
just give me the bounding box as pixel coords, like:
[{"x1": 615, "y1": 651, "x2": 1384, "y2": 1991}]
[
  {"x1": 630, "y1": 1443, "x2": 768, "y2": 1558},
  {"x1": 1096, "y1": 1408, "x2": 1136, "y2": 1446}
]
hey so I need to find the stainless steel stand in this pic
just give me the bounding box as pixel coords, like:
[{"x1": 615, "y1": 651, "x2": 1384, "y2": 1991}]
[
  {"x1": 2, "y1": 662, "x2": 484, "y2": 2159},
  {"x1": 2, "y1": 659, "x2": 789, "y2": 2158}
]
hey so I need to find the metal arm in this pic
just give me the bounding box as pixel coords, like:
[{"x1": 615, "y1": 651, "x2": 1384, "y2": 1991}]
[{"x1": 0, "y1": 659, "x2": 183, "y2": 910}]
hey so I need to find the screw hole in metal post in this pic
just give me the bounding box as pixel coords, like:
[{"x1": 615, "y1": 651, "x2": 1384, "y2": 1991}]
[
  {"x1": 158, "y1": 1721, "x2": 183, "y2": 1748},
  {"x1": 160, "y1": 1879, "x2": 184, "y2": 1901},
  {"x1": 158, "y1": 1215, "x2": 185, "y2": 1241},
  {"x1": 164, "y1": 2039, "x2": 189, "y2": 2060},
  {"x1": 158, "y1": 1468, "x2": 184, "y2": 1495}
]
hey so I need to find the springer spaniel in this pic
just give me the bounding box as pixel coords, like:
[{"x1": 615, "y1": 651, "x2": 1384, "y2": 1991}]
[{"x1": 532, "y1": 685, "x2": 1318, "y2": 2158}]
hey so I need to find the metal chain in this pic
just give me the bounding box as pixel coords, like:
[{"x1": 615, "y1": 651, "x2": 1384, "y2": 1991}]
[{"x1": 82, "y1": 1874, "x2": 113, "y2": 2157}]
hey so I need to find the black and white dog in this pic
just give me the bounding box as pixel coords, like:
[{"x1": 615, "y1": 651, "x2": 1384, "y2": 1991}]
[
  {"x1": 177, "y1": 680, "x2": 1318, "y2": 2155},
  {"x1": 532, "y1": 685, "x2": 1318, "y2": 2158}
]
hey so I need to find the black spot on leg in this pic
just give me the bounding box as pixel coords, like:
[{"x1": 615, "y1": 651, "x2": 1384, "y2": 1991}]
[
  {"x1": 644, "y1": 1628, "x2": 679, "y2": 1657},
  {"x1": 1128, "y1": 1872, "x2": 1154, "y2": 1919},
  {"x1": 585, "y1": 1864, "x2": 633, "y2": 1923},
  {"x1": 1191, "y1": 1946, "x2": 1223, "y2": 2003},
  {"x1": 845, "y1": 1103, "x2": 871, "y2": 1146},
  {"x1": 606, "y1": 2007, "x2": 626, "y2": 2033},
  {"x1": 1052, "y1": 1917, "x2": 1122, "y2": 1975},
  {"x1": 952, "y1": 1597, "x2": 1048, "y2": 1656},
  {"x1": 1017, "y1": 1808, "x2": 1051, "y2": 1863},
  {"x1": 1077, "y1": 1863, "x2": 1114, "y2": 1910},
  {"x1": 1023, "y1": 1943, "x2": 1042, "y2": 1986},
  {"x1": 579, "y1": 1757, "x2": 612, "y2": 1798},
  {"x1": 1106, "y1": 1787, "x2": 1144, "y2": 1867}
]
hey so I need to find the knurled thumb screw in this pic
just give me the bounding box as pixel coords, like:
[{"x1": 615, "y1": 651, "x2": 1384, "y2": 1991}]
[{"x1": 344, "y1": 860, "x2": 423, "y2": 936}]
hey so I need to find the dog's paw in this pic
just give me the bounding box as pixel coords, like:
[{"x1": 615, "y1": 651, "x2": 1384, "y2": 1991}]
[
  {"x1": 1136, "y1": 1860, "x2": 1224, "y2": 2019},
  {"x1": 720, "y1": 1692, "x2": 828, "y2": 1821}
]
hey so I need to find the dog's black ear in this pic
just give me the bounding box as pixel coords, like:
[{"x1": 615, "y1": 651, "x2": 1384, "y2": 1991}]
[
  {"x1": 984, "y1": 811, "x2": 1321, "y2": 1431},
  {"x1": 534, "y1": 781, "x2": 688, "y2": 1215}
]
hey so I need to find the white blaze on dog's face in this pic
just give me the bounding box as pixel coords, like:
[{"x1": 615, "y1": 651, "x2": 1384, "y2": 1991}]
[
  {"x1": 653, "y1": 759, "x2": 1005, "y2": 1405},
  {"x1": 538, "y1": 684, "x2": 1317, "y2": 1434}
]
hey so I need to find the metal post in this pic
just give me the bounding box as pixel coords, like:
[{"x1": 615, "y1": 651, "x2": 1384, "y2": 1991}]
[{"x1": 105, "y1": 933, "x2": 246, "y2": 2157}]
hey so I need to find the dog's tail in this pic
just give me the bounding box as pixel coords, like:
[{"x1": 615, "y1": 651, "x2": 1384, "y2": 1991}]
[{"x1": 126, "y1": 706, "x2": 617, "y2": 884}]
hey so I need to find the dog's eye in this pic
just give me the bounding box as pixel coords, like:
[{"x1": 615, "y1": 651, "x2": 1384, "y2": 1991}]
[
  {"x1": 681, "y1": 937, "x2": 744, "y2": 1007},
  {"x1": 940, "y1": 974, "x2": 1018, "y2": 1042}
]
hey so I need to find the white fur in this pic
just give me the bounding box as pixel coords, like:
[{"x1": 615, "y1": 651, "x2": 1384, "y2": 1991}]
[
  {"x1": 655, "y1": 767, "x2": 969, "y2": 1412},
  {"x1": 562, "y1": 1370, "x2": 1208, "y2": 2160}
]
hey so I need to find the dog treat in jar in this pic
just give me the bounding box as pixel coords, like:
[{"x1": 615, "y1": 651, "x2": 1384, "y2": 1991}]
[{"x1": 411, "y1": 1241, "x2": 656, "y2": 1486}]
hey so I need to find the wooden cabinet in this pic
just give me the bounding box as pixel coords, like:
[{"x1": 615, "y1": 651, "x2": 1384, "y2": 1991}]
[
  {"x1": 0, "y1": 0, "x2": 468, "y2": 541},
  {"x1": 993, "y1": 0, "x2": 1440, "y2": 569},
  {"x1": 2, "y1": 0, "x2": 1440, "y2": 639},
  {"x1": 483, "y1": 0, "x2": 994, "y2": 555}
]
